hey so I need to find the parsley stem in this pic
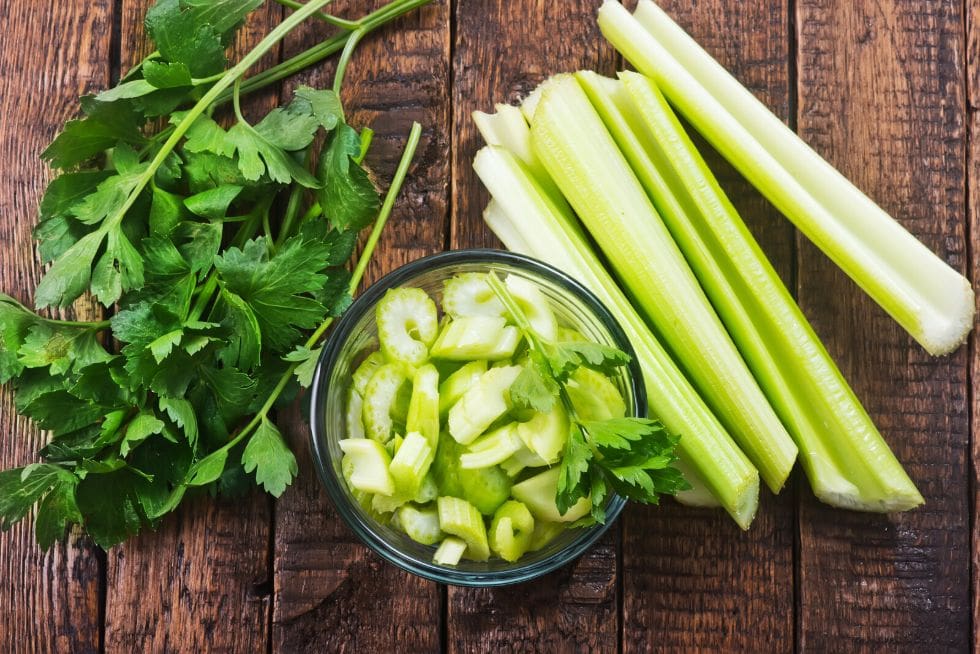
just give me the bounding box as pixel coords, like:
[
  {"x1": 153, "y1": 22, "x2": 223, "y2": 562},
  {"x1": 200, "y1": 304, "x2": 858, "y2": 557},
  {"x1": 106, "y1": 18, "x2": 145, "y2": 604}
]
[
  {"x1": 41, "y1": 317, "x2": 112, "y2": 330},
  {"x1": 272, "y1": 0, "x2": 359, "y2": 30},
  {"x1": 276, "y1": 149, "x2": 313, "y2": 248},
  {"x1": 332, "y1": 27, "x2": 365, "y2": 94}
]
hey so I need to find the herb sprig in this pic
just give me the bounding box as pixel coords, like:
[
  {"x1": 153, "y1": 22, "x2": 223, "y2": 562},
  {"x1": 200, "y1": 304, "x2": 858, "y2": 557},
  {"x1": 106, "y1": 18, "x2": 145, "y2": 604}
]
[
  {"x1": 485, "y1": 273, "x2": 689, "y2": 524},
  {"x1": 0, "y1": 0, "x2": 426, "y2": 549}
]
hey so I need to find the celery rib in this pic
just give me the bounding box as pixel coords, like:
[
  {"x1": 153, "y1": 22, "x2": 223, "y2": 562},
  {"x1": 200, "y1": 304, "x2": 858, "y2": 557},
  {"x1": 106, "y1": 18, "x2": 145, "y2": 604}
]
[
  {"x1": 528, "y1": 76, "x2": 797, "y2": 493},
  {"x1": 598, "y1": 0, "x2": 974, "y2": 356},
  {"x1": 472, "y1": 144, "x2": 759, "y2": 528},
  {"x1": 581, "y1": 70, "x2": 922, "y2": 511}
]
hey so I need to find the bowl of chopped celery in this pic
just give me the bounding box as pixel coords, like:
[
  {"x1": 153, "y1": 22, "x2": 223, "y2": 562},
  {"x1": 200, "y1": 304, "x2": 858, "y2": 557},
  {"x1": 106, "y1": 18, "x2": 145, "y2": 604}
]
[{"x1": 309, "y1": 249, "x2": 642, "y2": 586}]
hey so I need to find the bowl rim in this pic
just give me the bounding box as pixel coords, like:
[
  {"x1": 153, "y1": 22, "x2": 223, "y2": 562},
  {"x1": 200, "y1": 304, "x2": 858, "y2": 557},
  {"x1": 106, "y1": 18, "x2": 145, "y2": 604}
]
[{"x1": 309, "y1": 248, "x2": 646, "y2": 586}]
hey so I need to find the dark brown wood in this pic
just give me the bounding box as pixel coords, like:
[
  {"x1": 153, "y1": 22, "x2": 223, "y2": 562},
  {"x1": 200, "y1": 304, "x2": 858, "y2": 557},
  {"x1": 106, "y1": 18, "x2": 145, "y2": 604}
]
[
  {"x1": 968, "y1": 1, "x2": 979, "y2": 652},
  {"x1": 101, "y1": 4, "x2": 281, "y2": 652},
  {"x1": 0, "y1": 0, "x2": 113, "y2": 651},
  {"x1": 613, "y1": 2, "x2": 797, "y2": 652},
  {"x1": 448, "y1": 1, "x2": 621, "y2": 651},
  {"x1": 795, "y1": 0, "x2": 971, "y2": 650},
  {"x1": 271, "y1": 2, "x2": 450, "y2": 651}
]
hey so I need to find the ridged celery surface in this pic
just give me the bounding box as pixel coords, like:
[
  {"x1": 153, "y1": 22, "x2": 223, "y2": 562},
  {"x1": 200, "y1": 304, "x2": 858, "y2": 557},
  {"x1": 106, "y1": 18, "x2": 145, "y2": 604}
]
[
  {"x1": 528, "y1": 76, "x2": 798, "y2": 493},
  {"x1": 598, "y1": 0, "x2": 974, "y2": 356},
  {"x1": 579, "y1": 70, "x2": 922, "y2": 511},
  {"x1": 472, "y1": 145, "x2": 755, "y2": 526}
]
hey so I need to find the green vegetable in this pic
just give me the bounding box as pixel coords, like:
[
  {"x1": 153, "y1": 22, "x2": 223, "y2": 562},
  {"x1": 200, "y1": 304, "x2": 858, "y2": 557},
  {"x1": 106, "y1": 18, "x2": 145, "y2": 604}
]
[
  {"x1": 489, "y1": 500, "x2": 535, "y2": 562},
  {"x1": 446, "y1": 365, "x2": 522, "y2": 444},
  {"x1": 587, "y1": 70, "x2": 923, "y2": 511},
  {"x1": 528, "y1": 75, "x2": 797, "y2": 493},
  {"x1": 472, "y1": 143, "x2": 759, "y2": 528},
  {"x1": 437, "y1": 496, "x2": 490, "y2": 561},
  {"x1": 376, "y1": 287, "x2": 438, "y2": 366},
  {"x1": 437, "y1": 359, "x2": 487, "y2": 415},
  {"x1": 430, "y1": 316, "x2": 520, "y2": 361},
  {"x1": 598, "y1": 0, "x2": 974, "y2": 356},
  {"x1": 459, "y1": 424, "x2": 523, "y2": 469},
  {"x1": 432, "y1": 536, "x2": 468, "y2": 566},
  {"x1": 396, "y1": 504, "x2": 444, "y2": 546},
  {"x1": 362, "y1": 364, "x2": 409, "y2": 443},
  {"x1": 339, "y1": 438, "x2": 395, "y2": 496},
  {"x1": 389, "y1": 431, "x2": 434, "y2": 497},
  {"x1": 0, "y1": 0, "x2": 428, "y2": 549}
]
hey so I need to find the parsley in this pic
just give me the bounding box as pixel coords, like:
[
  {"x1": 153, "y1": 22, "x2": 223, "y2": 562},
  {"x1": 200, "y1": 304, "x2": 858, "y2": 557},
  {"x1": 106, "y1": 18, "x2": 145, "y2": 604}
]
[
  {"x1": 486, "y1": 273, "x2": 690, "y2": 523},
  {"x1": 0, "y1": 0, "x2": 427, "y2": 549}
]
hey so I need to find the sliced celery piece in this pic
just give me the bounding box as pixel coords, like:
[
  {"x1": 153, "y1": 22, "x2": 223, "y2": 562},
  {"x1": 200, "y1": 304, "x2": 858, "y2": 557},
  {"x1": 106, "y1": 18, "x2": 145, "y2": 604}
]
[
  {"x1": 598, "y1": 0, "x2": 974, "y2": 356},
  {"x1": 447, "y1": 365, "x2": 522, "y2": 444},
  {"x1": 460, "y1": 423, "x2": 523, "y2": 469},
  {"x1": 489, "y1": 500, "x2": 535, "y2": 562},
  {"x1": 414, "y1": 473, "x2": 439, "y2": 503},
  {"x1": 504, "y1": 274, "x2": 558, "y2": 341},
  {"x1": 473, "y1": 144, "x2": 759, "y2": 528},
  {"x1": 515, "y1": 405, "x2": 568, "y2": 464},
  {"x1": 437, "y1": 496, "x2": 490, "y2": 561},
  {"x1": 406, "y1": 364, "x2": 440, "y2": 448},
  {"x1": 528, "y1": 520, "x2": 566, "y2": 552},
  {"x1": 565, "y1": 367, "x2": 626, "y2": 422},
  {"x1": 594, "y1": 70, "x2": 921, "y2": 510},
  {"x1": 500, "y1": 442, "x2": 550, "y2": 478},
  {"x1": 433, "y1": 536, "x2": 468, "y2": 566},
  {"x1": 389, "y1": 431, "x2": 435, "y2": 497},
  {"x1": 339, "y1": 438, "x2": 395, "y2": 496},
  {"x1": 352, "y1": 350, "x2": 386, "y2": 396},
  {"x1": 361, "y1": 363, "x2": 408, "y2": 443},
  {"x1": 438, "y1": 360, "x2": 488, "y2": 416},
  {"x1": 442, "y1": 273, "x2": 505, "y2": 319},
  {"x1": 397, "y1": 504, "x2": 444, "y2": 546},
  {"x1": 430, "y1": 315, "x2": 520, "y2": 361},
  {"x1": 461, "y1": 465, "x2": 512, "y2": 516},
  {"x1": 345, "y1": 388, "x2": 366, "y2": 439},
  {"x1": 376, "y1": 287, "x2": 438, "y2": 366},
  {"x1": 372, "y1": 492, "x2": 407, "y2": 514},
  {"x1": 512, "y1": 468, "x2": 591, "y2": 523},
  {"x1": 530, "y1": 75, "x2": 797, "y2": 493}
]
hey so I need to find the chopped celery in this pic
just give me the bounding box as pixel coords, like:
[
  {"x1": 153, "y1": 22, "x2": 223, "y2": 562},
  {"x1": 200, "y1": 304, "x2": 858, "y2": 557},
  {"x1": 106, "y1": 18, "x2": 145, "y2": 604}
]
[
  {"x1": 376, "y1": 287, "x2": 438, "y2": 366},
  {"x1": 565, "y1": 367, "x2": 626, "y2": 421},
  {"x1": 511, "y1": 467, "x2": 591, "y2": 523},
  {"x1": 433, "y1": 536, "x2": 468, "y2": 566},
  {"x1": 442, "y1": 273, "x2": 505, "y2": 319},
  {"x1": 339, "y1": 438, "x2": 395, "y2": 496},
  {"x1": 447, "y1": 365, "x2": 522, "y2": 444},
  {"x1": 489, "y1": 500, "x2": 535, "y2": 562},
  {"x1": 460, "y1": 464, "x2": 512, "y2": 516},
  {"x1": 397, "y1": 504, "x2": 444, "y2": 546},
  {"x1": 556, "y1": 327, "x2": 586, "y2": 342},
  {"x1": 528, "y1": 520, "x2": 566, "y2": 552},
  {"x1": 529, "y1": 74, "x2": 797, "y2": 493},
  {"x1": 372, "y1": 492, "x2": 407, "y2": 514},
  {"x1": 345, "y1": 388, "x2": 366, "y2": 439},
  {"x1": 500, "y1": 442, "x2": 550, "y2": 478},
  {"x1": 460, "y1": 423, "x2": 523, "y2": 469},
  {"x1": 504, "y1": 274, "x2": 558, "y2": 341},
  {"x1": 406, "y1": 364, "x2": 440, "y2": 447},
  {"x1": 352, "y1": 351, "x2": 386, "y2": 396},
  {"x1": 389, "y1": 431, "x2": 435, "y2": 497},
  {"x1": 361, "y1": 363, "x2": 408, "y2": 443},
  {"x1": 598, "y1": 0, "x2": 974, "y2": 356},
  {"x1": 437, "y1": 496, "x2": 490, "y2": 561},
  {"x1": 438, "y1": 360, "x2": 488, "y2": 416},
  {"x1": 598, "y1": 70, "x2": 921, "y2": 510},
  {"x1": 430, "y1": 316, "x2": 520, "y2": 360},
  {"x1": 515, "y1": 406, "x2": 568, "y2": 464},
  {"x1": 414, "y1": 473, "x2": 439, "y2": 503},
  {"x1": 473, "y1": 139, "x2": 759, "y2": 528},
  {"x1": 432, "y1": 432, "x2": 464, "y2": 498}
]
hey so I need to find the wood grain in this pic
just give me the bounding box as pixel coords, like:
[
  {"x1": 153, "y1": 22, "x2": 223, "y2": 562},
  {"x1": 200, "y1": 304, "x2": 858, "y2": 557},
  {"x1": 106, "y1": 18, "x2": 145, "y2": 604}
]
[
  {"x1": 102, "y1": 4, "x2": 281, "y2": 652},
  {"x1": 795, "y1": 0, "x2": 970, "y2": 650},
  {"x1": 968, "y1": 0, "x2": 979, "y2": 650},
  {"x1": 271, "y1": 1, "x2": 450, "y2": 651},
  {"x1": 0, "y1": 1, "x2": 113, "y2": 651},
  {"x1": 449, "y1": 1, "x2": 621, "y2": 651},
  {"x1": 617, "y1": 3, "x2": 796, "y2": 651}
]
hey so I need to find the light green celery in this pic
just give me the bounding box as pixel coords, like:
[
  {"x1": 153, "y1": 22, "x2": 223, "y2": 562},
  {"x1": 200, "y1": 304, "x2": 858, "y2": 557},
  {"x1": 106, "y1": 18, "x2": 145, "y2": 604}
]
[
  {"x1": 582, "y1": 69, "x2": 922, "y2": 511},
  {"x1": 529, "y1": 75, "x2": 797, "y2": 492},
  {"x1": 598, "y1": 0, "x2": 974, "y2": 356},
  {"x1": 473, "y1": 144, "x2": 758, "y2": 528}
]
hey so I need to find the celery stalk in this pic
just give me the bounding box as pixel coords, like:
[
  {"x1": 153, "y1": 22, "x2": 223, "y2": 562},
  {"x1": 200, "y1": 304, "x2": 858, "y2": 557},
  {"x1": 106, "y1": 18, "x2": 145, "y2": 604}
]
[
  {"x1": 598, "y1": 0, "x2": 974, "y2": 356},
  {"x1": 528, "y1": 75, "x2": 798, "y2": 493},
  {"x1": 582, "y1": 69, "x2": 922, "y2": 511},
  {"x1": 473, "y1": 144, "x2": 759, "y2": 528}
]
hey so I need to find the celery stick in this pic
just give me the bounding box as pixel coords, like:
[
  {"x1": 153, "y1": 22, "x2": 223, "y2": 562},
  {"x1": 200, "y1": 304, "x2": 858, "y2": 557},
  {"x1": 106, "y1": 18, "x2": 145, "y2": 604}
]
[
  {"x1": 484, "y1": 199, "x2": 534, "y2": 254},
  {"x1": 598, "y1": 0, "x2": 974, "y2": 356},
  {"x1": 473, "y1": 144, "x2": 759, "y2": 528},
  {"x1": 586, "y1": 70, "x2": 921, "y2": 511},
  {"x1": 529, "y1": 75, "x2": 797, "y2": 492}
]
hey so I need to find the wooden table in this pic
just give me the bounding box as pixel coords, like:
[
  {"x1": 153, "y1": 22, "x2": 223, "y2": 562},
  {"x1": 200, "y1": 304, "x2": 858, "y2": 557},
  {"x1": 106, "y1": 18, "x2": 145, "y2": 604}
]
[{"x1": 0, "y1": 0, "x2": 975, "y2": 651}]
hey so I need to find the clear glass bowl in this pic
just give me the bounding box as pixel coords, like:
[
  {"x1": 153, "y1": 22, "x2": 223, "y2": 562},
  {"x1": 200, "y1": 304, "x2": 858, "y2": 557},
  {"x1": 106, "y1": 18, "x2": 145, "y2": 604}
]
[{"x1": 309, "y1": 249, "x2": 645, "y2": 586}]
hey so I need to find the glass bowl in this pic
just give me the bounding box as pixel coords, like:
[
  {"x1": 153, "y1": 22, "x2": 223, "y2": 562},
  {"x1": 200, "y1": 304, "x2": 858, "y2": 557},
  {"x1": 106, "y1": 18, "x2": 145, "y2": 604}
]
[{"x1": 309, "y1": 249, "x2": 645, "y2": 586}]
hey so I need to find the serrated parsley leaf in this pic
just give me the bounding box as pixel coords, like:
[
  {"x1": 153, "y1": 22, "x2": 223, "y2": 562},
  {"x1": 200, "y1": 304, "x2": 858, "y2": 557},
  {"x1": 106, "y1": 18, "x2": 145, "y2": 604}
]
[
  {"x1": 283, "y1": 345, "x2": 319, "y2": 388},
  {"x1": 541, "y1": 340, "x2": 631, "y2": 381},
  {"x1": 509, "y1": 349, "x2": 558, "y2": 413},
  {"x1": 315, "y1": 123, "x2": 380, "y2": 231},
  {"x1": 41, "y1": 98, "x2": 146, "y2": 170},
  {"x1": 241, "y1": 417, "x2": 297, "y2": 497},
  {"x1": 556, "y1": 423, "x2": 592, "y2": 515},
  {"x1": 145, "y1": 0, "x2": 227, "y2": 78}
]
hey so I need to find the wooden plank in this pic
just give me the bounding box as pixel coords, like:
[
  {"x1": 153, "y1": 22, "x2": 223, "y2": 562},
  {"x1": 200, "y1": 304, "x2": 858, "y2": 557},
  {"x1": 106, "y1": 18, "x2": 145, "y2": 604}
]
[
  {"x1": 617, "y1": 2, "x2": 797, "y2": 651},
  {"x1": 271, "y1": 1, "x2": 450, "y2": 650},
  {"x1": 967, "y1": 1, "x2": 978, "y2": 651},
  {"x1": 448, "y1": 1, "x2": 621, "y2": 651},
  {"x1": 0, "y1": 1, "x2": 113, "y2": 651},
  {"x1": 102, "y1": 3, "x2": 281, "y2": 651},
  {"x1": 795, "y1": 0, "x2": 971, "y2": 650}
]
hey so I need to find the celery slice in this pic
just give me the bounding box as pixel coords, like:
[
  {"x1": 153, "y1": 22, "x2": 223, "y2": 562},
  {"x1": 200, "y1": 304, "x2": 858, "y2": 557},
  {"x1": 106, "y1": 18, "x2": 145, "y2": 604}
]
[
  {"x1": 352, "y1": 351, "x2": 386, "y2": 397},
  {"x1": 361, "y1": 363, "x2": 408, "y2": 443},
  {"x1": 489, "y1": 500, "x2": 535, "y2": 562},
  {"x1": 397, "y1": 504, "x2": 444, "y2": 546},
  {"x1": 339, "y1": 438, "x2": 395, "y2": 496},
  {"x1": 515, "y1": 405, "x2": 569, "y2": 464},
  {"x1": 438, "y1": 360, "x2": 488, "y2": 416},
  {"x1": 591, "y1": 70, "x2": 921, "y2": 510},
  {"x1": 528, "y1": 520, "x2": 566, "y2": 552},
  {"x1": 447, "y1": 365, "x2": 522, "y2": 444},
  {"x1": 430, "y1": 316, "x2": 520, "y2": 361},
  {"x1": 433, "y1": 536, "x2": 468, "y2": 566},
  {"x1": 511, "y1": 467, "x2": 591, "y2": 523},
  {"x1": 473, "y1": 144, "x2": 759, "y2": 528},
  {"x1": 389, "y1": 431, "x2": 435, "y2": 497},
  {"x1": 442, "y1": 273, "x2": 505, "y2": 319},
  {"x1": 376, "y1": 287, "x2": 438, "y2": 366},
  {"x1": 598, "y1": 0, "x2": 974, "y2": 356},
  {"x1": 345, "y1": 388, "x2": 366, "y2": 440},
  {"x1": 565, "y1": 367, "x2": 626, "y2": 421},
  {"x1": 504, "y1": 274, "x2": 558, "y2": 341},
  {"x1": 460, "y1": 423, "x2": 523, "y2": 469},
  {"x1": 500, "y1": 442, "x2": 550, "y2": 478},
  {"x1": 528, "y1": 75, "x2": 797, "y2": 493},
  {"x1": 406, "y1": 364, "x2": 440, "y2": 448},
  {"x1": 437, "y1": 496, "x2": 490, "y2": 561}
]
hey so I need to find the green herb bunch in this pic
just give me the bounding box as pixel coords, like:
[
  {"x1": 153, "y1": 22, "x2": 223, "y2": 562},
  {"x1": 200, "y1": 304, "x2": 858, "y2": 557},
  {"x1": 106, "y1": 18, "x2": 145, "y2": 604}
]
[
  {"x1": 485, "y1": 273, "x2": 690, "y2": 524},
  {"x1": 0, "y1": 0, "x2": 427, "y2": 549}
]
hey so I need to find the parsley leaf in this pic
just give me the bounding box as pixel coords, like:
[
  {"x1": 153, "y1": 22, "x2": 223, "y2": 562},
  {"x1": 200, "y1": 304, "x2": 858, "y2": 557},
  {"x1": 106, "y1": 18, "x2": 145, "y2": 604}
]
[
  {"x1": 315, "y1": 123, "x2": 380, "y2": 230},
  {"x1": 241, "y1": 417, "x2": 297, "y2": 497}
]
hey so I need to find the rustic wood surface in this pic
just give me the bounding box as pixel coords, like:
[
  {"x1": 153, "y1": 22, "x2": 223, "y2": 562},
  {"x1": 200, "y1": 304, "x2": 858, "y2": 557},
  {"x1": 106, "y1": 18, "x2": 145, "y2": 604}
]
[{"x1": 0, "y1": 0, "x2": 975, "y2": 652}]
